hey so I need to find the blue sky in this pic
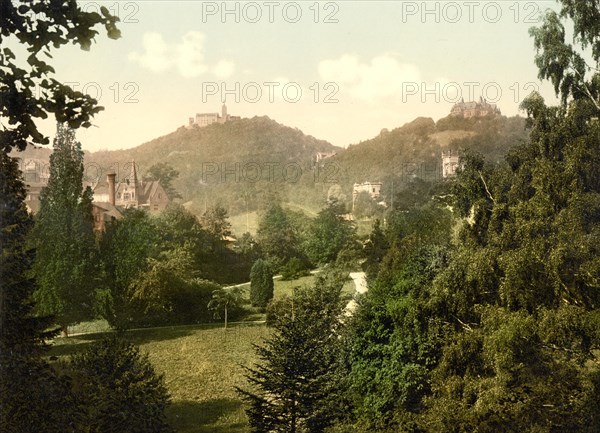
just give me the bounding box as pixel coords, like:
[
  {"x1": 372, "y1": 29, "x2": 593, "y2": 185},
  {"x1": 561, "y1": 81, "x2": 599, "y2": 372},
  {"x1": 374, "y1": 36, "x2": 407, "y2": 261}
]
[{"x1": 23, "y1": 1, "x2": 561, "y2": 151}]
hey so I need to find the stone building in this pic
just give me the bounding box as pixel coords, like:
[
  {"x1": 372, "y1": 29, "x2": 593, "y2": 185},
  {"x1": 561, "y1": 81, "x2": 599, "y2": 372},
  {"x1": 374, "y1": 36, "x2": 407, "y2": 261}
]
[
  {"x1": 442, "y1": 150, "x2": 461, "y2": 178},
  {"x1": 450, "y1": 97, "x2": 500, "y2": 118},
  {"x1": 187, "y1": 104, "x2": 240, "y2": 128}
]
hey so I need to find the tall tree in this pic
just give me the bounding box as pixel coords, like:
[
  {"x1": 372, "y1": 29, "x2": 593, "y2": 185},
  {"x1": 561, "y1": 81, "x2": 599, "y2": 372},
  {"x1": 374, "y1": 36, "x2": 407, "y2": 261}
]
[
  {"x1": 1, "y1": 0, "x2": 120, "y2": 152},
  {"x1": 305, "y1": 201, "x2": 355, "y2": 265},
  {"x1": 32, "y1": 123, "x2": 98, "y2": 336},
  {"x1": 238, "y1": 273, "x2": 348, "y2": 433},
  {"x1": 250, "y1": 259, "x2": 274, "y2": 308},
  {"x1": 257, "y1": 204, "x2": 302, "y2": 269},
  {"x1": 98, "y1": 208, "x2": 158, "y2": 329},
  {"x1": 0, "y1": 152, "x2": 80, "y2": 433}
]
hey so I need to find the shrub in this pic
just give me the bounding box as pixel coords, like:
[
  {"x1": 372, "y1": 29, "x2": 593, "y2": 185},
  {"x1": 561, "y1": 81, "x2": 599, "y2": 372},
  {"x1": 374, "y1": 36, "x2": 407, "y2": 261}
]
[{"x1": 280, "y1": 257, "x2": 311, "y2": 280}]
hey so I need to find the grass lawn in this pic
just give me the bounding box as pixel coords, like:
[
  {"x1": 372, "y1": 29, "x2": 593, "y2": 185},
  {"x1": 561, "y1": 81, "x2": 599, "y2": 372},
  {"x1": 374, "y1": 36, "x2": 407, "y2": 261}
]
[
  {"x1": 50, "y1": 272, "x2": 360, "y2": 432},
  {"x1": 50, "y1": 323, "x2": 270, "y2": 433}
]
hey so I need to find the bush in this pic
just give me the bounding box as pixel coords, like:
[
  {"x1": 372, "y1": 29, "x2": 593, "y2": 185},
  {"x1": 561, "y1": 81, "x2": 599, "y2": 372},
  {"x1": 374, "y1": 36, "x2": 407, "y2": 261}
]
[
  {"x1": 280, "y1": 257, "x2": 311, "y2": 280},
  {"x1": 70, "y1": 336, "x2": 173, "y2": 433}
]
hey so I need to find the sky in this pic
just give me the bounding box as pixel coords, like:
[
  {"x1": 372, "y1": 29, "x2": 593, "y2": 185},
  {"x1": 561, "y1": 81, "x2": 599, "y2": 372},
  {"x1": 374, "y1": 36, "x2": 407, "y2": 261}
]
[{"x1": 16, "y1": 0, "x2": 563, "y2": 152}]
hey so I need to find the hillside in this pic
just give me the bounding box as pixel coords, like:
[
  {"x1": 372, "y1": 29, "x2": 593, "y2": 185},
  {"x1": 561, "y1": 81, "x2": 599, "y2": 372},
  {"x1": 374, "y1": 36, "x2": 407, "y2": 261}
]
[
  {"x1": 13, "y1": 113, "x2": 530, "y2": 222},
  {"x1": 327, "y1": 114, "x2": 529, "y2": 201},
  {"x1": 85, "y1": 116, "x2": 341, "y2": 216}
]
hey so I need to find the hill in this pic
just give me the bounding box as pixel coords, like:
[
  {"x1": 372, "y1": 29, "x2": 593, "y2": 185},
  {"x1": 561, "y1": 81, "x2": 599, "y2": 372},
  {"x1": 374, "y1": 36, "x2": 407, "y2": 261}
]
[
  {"x1": 85, "y1": 116, "x2": 341, "y2": 216},
  {"x1": 12, "y1": 113, "x2": 530, "y2": 223},
  {"x1": 327, "y1": 114, "x2": 529, "y2": 202}
]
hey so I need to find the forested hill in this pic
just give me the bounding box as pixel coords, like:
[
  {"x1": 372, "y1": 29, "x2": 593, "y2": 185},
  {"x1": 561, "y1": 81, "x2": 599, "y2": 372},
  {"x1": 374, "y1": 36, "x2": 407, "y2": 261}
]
[
  {"x1": 85, "y1": 116, "x2": 341, "y2": 215},
  {"x1": 14, "y1": 113, "x2": 529, "y2": 217},
  {"x1": 327, "y1": 114, "x2": 529, "y2": 200}
]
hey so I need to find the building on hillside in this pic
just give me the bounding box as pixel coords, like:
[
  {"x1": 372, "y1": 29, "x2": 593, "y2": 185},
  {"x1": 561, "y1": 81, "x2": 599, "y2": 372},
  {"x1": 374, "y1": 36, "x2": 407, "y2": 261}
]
[
  {"x1": 442, "y1": 150, "x2": 461, "y2": 178},
  {"x1": 92, "y1": 162, "x2": 170, "y2": 213},
  {"x1": 450, "y1": 96, "x2": 501, "y2": 118},
  {"x1": 315, "y1": 151, "x2": 337, "y2": 163},
  {"x1": 353, "y1": 181, "x2": 382, "y2": 199},
  {"x1": 187, "y1": 104, "x2": 240, "y2": 128}
]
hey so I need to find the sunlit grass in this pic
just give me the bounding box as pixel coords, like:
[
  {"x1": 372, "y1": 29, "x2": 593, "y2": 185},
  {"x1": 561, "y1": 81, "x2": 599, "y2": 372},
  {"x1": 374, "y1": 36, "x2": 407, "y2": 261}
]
[{"x1": 49, "y1": 323, "x2": 270, "y2": 433}]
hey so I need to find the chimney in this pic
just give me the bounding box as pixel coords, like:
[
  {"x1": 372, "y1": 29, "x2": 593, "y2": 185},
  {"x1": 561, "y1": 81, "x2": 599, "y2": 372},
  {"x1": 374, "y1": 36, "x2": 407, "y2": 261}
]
[{"x1": 107, "y1": 172, "x2": 116, "y2": 206}]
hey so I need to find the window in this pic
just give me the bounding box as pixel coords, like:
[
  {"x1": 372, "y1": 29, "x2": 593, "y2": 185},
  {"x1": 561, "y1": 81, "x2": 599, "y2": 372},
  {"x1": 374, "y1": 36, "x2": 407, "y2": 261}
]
[{"x1": 123, "y1": 193, "x2": 130, "y2": 200}]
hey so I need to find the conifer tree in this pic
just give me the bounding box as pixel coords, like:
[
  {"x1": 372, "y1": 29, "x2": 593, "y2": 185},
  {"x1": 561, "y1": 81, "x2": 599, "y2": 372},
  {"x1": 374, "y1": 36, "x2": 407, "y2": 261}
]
[
  {"x1": 250, "y1": 259, "x2": 274, "y2": 308},
  {"x1": 238, "y1": 273, "x2": 348, "y2": 433}
]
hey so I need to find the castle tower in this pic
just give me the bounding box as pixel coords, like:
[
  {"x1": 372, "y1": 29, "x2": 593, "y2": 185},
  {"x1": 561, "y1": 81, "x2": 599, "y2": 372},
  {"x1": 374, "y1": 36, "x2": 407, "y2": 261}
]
[{"x1": 221, "y1": 103, "x2": 228, "y2": 123}]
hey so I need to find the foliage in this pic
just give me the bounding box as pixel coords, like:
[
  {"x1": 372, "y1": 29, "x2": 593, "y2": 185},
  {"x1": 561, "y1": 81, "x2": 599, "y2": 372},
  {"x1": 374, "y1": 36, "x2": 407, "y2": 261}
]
[
  {"x1": 238, "y1": 272, "x2": 349, "y2": 433},
  {"x1": 280, "y1": 256, "x2": 311, "y2": 280},
  {"x1": 98, "y1": 208, "x2": 158, "y2": 329},
  {"x1": 207, "y1": 286, "x2": 245, "y2": 328},
  {"x1": 69, "y1": 335, "x2": 172, "y2": 433},
  {"x1": 257, "y1": 204, "x2": 304, "y2": 269},
  {"x1": 0, "y1": 152, "x2": 79, "y2": 433},
  {"x1": 144, "y1": 162, "x2": 182, "y2": 199},
  {"x1": 201, "y1": 204, "x2": 232, "y2": 245},
  {"x1": 31, "y1": 124, "x2": 98, "y2": 334},
  {"x1": 304, "y1": 201, "x2": 356, "y2": 265},
  {"x1": 352, "y1": 191, "x2": 380, "y2": 219},
  {"x1": 250, "y1": 259, "x2": 275, "y2": 307},
  {"x1": 0, "y1": 0, "x2": 120, "y2": 152}
]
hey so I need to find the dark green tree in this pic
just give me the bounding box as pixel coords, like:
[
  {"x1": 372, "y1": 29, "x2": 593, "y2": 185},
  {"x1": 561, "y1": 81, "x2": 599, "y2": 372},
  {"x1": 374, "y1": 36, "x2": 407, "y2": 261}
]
[
  {"x1": 70, "y1": 335, "x2": 173, "y2": 433},
  {"x1": 305, "y1": 201, "x2": 356, "y2": 265},
  {"x1": 144, "y1": 162, "x2": 181, "y2": 199},
  {"x1": 0, "y1": 152, "x2": 79, "y2": 433},
  {"x1": 250, "y1": 259, "x2": 274, "y2": 308},
  {"x1": 257, "y1": 204, "x2": 303, "y2": 269},
  {"x1": 98, "y1": 208, "x2": 158, "y2": 329},
  {"x1": 1, "y1": 0, "x2": 120, "y2": 152},
  {"x1": 31, "y1": 123, "x2": 98, "y2": 336},
  {"x1": 238, "y1": 273, "x2": 349, "y2": 433}
]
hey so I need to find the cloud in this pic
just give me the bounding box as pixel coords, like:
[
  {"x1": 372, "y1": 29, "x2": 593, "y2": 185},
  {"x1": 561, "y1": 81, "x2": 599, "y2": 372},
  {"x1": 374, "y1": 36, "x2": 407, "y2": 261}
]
[
  {"x1": 318, "y1": 54, "x2": 422, "y2": 102},
  {"x1": 129, "y1": 31, "x2": 233, "y2": 78},
  {"x1": 213, "y1": 60, "x2": 235, "y2": 79},
  {"x1": 128, "y1": 32, "x2": 170, "y2": 73}
]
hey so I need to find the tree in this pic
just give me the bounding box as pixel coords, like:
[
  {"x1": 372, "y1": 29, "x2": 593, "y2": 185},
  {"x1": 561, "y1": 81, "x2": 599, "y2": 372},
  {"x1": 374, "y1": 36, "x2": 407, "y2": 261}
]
[
  {"x1": 144, "y1": 162, "x2": 181, "y2": 199},
  {"x1": 98, "y1": 208, "x2": 158, "y2": 329},
  {"x1": 207, "y1": 286, "x2": 244, "y2": 329},
  {"x1": 1, "y1": 0, "x2": 120, "y2": 152},
  {"x1": 69, "y1": 335, "x2": 173, "y2": 433},
  {"x1": 305, "y1": 201, "x2": 356, "y2": 265},
  {"x1": 201, "y1": 204, "x2": 232, "y2": 240},
  {"x1": 0, "y1": 152, "x2": 79, "y2": 433},
  {"x1": 238, "y1": 273, "x2": 349, "y2": 433},
  {"x1": 31, "y1": 123, "x2": 98, "y2": 336},
  {"x1": 257, "y1": 204, "x2": 302, "y2": 269},
  {"x1": 250, "y1": 259, "x2": 274, "y2": 308}
]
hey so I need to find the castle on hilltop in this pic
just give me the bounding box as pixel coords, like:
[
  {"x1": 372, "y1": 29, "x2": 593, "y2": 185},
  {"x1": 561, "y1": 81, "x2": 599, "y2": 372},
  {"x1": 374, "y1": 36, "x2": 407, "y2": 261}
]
[
  {"x1": 187, "y1": 104, "x2": 240, "y2": 128},
  {"x1": 450, "y1": 97, "x2": 500, "y2": 118}
]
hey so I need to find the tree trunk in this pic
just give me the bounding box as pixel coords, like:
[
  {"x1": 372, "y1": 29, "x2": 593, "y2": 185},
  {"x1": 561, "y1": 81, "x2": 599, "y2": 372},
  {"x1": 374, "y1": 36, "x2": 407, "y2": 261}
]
[
  {"x1": 224, "y1": 306, "x2": 228, "y2": 329},
  {"x1": 60, "y1": 324, "x2": 68, "y2": 338}
]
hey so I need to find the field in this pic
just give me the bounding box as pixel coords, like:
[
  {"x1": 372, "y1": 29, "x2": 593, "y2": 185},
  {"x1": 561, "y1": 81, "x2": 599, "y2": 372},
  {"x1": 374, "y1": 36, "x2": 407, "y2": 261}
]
[
  {"x1": 50, "y1": 323, "x2": 270, "y2": 433},
  {"x1": 50, "y1": 272, "x2": 361, "y2": 432}
]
